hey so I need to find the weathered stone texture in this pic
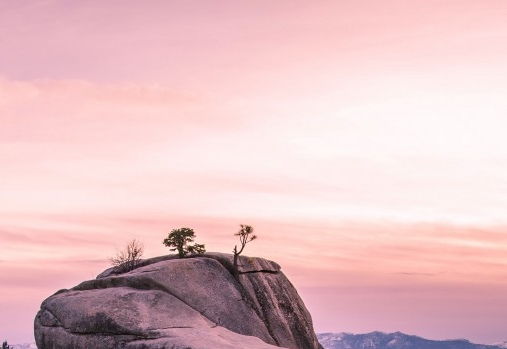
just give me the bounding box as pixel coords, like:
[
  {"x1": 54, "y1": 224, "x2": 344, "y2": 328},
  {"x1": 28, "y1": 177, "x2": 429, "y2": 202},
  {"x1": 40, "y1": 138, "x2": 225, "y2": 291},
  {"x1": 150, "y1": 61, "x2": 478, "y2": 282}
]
[{"x1": 34, "y1": 253, "x2": 322, "y2": 349}]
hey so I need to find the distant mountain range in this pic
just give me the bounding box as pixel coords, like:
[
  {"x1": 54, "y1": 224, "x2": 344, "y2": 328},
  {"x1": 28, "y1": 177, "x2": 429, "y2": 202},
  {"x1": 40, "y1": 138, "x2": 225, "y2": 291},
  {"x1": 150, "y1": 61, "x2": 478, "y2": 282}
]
[
  {"x1": 13, "y1": 333, "x2": 507, "y2": 349},
  {"x1": 10, "y1": 344, "x2": 37, "y2": 349},
  {"x1": 317, "y1": 332, "x2": 507, "y2": 349}
]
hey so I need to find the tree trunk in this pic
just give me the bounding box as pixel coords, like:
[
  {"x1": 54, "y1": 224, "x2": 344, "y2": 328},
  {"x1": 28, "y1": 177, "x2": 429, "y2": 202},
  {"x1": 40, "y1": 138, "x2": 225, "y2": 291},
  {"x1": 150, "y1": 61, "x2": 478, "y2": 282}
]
[{"x1": 233, "y1": 247, "x2": 239, "y2": 280}]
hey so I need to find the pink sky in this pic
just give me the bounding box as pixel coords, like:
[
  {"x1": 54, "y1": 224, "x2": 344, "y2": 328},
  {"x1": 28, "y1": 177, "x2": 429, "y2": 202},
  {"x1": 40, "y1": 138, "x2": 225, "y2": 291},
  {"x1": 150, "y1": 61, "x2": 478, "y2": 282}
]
[{"x1": 2, "y1": 0, "x2": 507, "y2": 344}]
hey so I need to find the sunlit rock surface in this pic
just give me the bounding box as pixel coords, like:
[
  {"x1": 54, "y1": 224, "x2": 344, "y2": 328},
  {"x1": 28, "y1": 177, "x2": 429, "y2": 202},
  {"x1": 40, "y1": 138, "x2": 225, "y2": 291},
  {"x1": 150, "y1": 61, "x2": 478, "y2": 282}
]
[{"x1": 35, "y1": 253, "x2": 322, "y2": 349}]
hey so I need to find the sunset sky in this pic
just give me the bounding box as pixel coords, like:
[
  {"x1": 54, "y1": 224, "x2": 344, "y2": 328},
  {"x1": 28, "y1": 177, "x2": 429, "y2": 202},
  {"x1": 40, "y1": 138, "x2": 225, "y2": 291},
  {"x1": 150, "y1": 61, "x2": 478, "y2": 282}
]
[{"x1": 2, "y1": 0, "x2": 507, "y2": 345}]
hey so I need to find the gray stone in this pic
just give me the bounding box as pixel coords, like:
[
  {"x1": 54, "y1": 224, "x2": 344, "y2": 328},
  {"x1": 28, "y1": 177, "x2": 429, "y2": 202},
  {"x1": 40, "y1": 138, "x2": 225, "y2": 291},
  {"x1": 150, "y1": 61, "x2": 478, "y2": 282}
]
[{"x1": 34, "y1": 253, "x2": 322, "y2": 349}]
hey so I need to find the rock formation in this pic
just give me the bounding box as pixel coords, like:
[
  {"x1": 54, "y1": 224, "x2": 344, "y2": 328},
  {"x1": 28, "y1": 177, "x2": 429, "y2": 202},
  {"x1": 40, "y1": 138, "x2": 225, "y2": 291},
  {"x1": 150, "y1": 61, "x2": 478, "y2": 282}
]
[{"x1": 34, "y1": 253, "x2": 323, "y2": 349}]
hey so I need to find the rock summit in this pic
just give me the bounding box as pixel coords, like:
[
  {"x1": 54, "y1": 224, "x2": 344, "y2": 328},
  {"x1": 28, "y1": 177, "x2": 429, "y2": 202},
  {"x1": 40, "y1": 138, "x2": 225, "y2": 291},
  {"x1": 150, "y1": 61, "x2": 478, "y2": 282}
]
[{"x1": 34, "y1": 253, "x2": 323, "y2": 349}]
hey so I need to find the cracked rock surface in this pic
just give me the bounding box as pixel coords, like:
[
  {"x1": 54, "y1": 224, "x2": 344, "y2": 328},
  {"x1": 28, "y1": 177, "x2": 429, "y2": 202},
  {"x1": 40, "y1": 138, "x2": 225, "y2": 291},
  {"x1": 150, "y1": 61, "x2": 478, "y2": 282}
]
[{"x1": 34, "y1": 253, "x2": 322, "y2": 349}]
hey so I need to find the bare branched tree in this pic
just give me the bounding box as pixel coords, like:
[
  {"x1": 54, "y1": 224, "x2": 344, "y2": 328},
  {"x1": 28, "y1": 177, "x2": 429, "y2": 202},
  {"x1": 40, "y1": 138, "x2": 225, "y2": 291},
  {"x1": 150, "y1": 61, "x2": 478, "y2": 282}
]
[
  {"x1": 232, "y1": 224, "x2": 257, "y2": 279},
  {"x1": 109, "y1": 239, "x2": 144, "y2": 273}
]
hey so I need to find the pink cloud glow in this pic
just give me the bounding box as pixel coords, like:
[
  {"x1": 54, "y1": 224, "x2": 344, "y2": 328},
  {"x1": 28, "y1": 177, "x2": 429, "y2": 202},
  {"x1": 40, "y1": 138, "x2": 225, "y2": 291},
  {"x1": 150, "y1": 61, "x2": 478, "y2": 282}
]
[{"x1": 2, "y1": 0, "x2": 507, "y2": 344}]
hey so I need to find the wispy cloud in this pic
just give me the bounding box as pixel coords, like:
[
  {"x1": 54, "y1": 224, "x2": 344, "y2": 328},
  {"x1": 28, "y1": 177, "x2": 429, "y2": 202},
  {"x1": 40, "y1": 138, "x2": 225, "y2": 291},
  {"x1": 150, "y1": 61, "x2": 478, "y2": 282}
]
[
  {"x1": 3, "y1": 0, "x2": 507, "y2": 344},
  {"x1": 392, "y1": 272, "x2": 439, "y2": 277}
]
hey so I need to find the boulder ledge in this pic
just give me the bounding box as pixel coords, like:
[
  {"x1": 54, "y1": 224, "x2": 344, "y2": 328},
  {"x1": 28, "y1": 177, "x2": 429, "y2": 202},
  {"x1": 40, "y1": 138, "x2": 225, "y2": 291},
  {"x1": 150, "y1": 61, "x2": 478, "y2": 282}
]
[{"x1": 34, "y1": 253, "x2": 323, "y2": 349}]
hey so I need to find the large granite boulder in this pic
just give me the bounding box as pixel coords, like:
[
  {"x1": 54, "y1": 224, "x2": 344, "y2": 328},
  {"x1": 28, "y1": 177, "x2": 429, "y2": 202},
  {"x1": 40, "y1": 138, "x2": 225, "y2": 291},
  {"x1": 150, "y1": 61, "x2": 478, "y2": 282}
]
[{"x1": 34, "y1": 253, "x2": 323, "y2": 349}]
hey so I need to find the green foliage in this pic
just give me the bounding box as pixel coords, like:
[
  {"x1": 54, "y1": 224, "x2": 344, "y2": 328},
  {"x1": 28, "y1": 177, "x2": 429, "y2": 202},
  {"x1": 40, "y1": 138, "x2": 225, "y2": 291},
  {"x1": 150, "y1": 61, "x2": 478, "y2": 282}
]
[
  {"x1": 232, "y1": 224, "x2": 257, "y2": 279},
  {"x1": 163, "y1": 227, "x2": 206, "y2": 258},
  {"x1": 187, "y1": 243, "x2": 206, "y2": 255},
  {"x1": 109, "y1": 239, "x2": 144, "y2": 272}
]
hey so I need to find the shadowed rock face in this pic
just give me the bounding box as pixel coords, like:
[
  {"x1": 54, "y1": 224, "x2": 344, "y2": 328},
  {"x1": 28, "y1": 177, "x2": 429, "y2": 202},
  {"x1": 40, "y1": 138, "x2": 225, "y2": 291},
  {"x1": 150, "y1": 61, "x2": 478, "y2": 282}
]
[{"x1": 34, "y1": 253, "x2": 323, "y2": 349}]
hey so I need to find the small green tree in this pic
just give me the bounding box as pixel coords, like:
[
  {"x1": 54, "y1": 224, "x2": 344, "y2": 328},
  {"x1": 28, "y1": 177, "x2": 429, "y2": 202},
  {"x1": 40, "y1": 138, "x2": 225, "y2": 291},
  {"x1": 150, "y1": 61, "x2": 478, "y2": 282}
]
[
  {"x1": 2, "y1": 341, "x2": 12, "y2": 349},
  {"x1": 109, "y1": 239, "x2": 144, "y2": 273},
  {"x1": 232, "y1": 224, "x2": 257, "y2": 279},
  {"x1": 163, "y1": 227, "x2": 206, "y2": 258}
]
